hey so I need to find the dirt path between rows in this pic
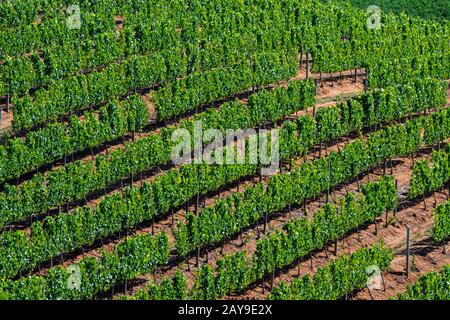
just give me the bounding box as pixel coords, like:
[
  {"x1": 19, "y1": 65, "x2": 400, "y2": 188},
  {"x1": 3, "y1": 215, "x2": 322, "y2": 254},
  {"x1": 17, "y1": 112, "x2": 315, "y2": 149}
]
[
  {"x1": 4, "y1": 73, "x2": 364, "y2": 234},
  {"x1": 235, "y1": 155, "x2": 450, "y2": 300},
  {"x1": 111, "y1": 138, "x2": 445, "y2": 299},
  {"x1": 0, "y1": 64, "x2": 365, "y2": 207},
  {"x1": 18, "y1": 77, "x2": 364, "y2": 279},
  {"x1": 7, "y1": 73, "x2": 448, "y2": 301}
]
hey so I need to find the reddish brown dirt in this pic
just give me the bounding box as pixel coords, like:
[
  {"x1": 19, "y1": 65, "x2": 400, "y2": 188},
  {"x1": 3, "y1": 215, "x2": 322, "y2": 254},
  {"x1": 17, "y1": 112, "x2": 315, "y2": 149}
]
[
  {"x1": 112, "y1": 140, "x2": 445, "y2": 299},
  {"x1": 235, "y1": 155, "x2": 450, "y2": 300},
  {"x1": 4, "y1": 64, "x2": 448, "y2": 301},
  {"x1": 141, "y1": 92, "x2": 156, "y2": 120},
  {"x1": 0, "y1": 59, "x2": 364, "y2": 135},
  {"x1": 4, "y1": 76, "x2": 363, "y2": 282},
  {"x1": 355, "y1": 238, "x2": 450, "y2": 300},
  {"x1": 115, "y1": 16, "x2": 124, "y2": 31},
  {"x1": 18, "y1": 88, "x2": 449, "y2": 296},
  {"x1": 0, "y1": 110, "x2": 13, "y2": 133},
  {"x1": 25, "y1": 87, "x2": 357, "y2": 276},
  {"x1": 3, "y1": 70, "x2": 364, "y2": 231},
  {"x1": 34, "y1": 12, "x2": 44, "y2": 26}
]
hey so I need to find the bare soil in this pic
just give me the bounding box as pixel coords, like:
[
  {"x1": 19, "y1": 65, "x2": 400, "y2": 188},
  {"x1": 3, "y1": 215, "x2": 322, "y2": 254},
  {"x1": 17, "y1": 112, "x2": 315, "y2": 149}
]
[
  {"x1": 111, "y1": 140, "x2": 446, "y2": 299},
  {"x1": 3, "y1": 68, "x2": 364, "y2": 232},
  {"x1": 22, "y1": 77, "x2": 364, "y2": 280},
  {"x1": 3, "y1": 63, "x2": 449, "y2": 301}
]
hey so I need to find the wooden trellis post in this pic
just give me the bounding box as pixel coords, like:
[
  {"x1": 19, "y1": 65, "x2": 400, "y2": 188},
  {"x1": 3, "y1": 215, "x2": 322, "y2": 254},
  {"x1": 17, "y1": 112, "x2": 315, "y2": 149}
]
[
  {"x1": 406, "y1": 225, "x2": 411, "y2": 277},
  {"x1": 306, "y1": 52, "x2": 309, "y2": 79}
]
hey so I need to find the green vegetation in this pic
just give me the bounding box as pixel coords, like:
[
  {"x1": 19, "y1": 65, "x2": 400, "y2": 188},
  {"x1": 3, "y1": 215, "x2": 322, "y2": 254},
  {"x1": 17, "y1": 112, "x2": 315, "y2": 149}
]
[
  {"x1": 324, "y1": 0, "x2": 450, "y2": 22},
  {"x1": 397, "y1": 265, "x2": 450, "y2": 300}
]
